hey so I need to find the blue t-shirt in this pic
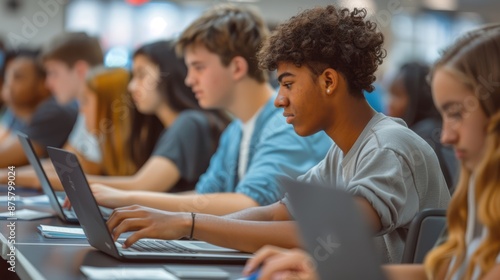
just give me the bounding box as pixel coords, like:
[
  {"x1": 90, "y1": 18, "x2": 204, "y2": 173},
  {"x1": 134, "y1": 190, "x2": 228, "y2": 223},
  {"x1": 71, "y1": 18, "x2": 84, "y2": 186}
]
[{"x1": 196, "y1": 97, "x2": 332, "y2": 206}]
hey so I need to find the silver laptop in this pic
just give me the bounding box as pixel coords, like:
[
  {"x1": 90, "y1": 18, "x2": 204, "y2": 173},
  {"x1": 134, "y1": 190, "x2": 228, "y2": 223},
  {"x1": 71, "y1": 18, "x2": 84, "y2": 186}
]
[
  {"x1": 283, "y1": 179, "x2": 387, "y2": 280},
  {"x1": 47, "y1": 146, "x2": 252, "y2": 262}
]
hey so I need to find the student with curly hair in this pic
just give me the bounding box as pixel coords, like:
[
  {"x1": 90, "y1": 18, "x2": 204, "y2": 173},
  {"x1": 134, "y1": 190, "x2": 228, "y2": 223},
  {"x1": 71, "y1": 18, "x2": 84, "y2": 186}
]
[
  {"x1": 105, "y1": 5, "x2": 449, "y2": 262},
  {"x1": 244, "y1": 23, "x2": 500, "y2": 280}
]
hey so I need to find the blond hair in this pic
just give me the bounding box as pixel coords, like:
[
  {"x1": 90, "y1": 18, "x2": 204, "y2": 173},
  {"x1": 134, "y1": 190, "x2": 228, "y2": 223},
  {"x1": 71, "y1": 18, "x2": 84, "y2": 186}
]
[
  {"x1": 86, "y1": 66, "x2": 135, "y2": 176},
  {"x1": 424, "y1": 24, "x2": 500, "y2": 280}
]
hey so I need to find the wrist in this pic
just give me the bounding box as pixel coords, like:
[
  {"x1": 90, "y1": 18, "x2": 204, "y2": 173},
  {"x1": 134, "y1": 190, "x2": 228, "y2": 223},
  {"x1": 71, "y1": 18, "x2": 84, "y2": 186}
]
[
  {"x1": 121, "y1": 191, "x2": 134, "y2": 206},
  {"x1": 180, "y1": 212, "x2": 194, "y2": 238}
]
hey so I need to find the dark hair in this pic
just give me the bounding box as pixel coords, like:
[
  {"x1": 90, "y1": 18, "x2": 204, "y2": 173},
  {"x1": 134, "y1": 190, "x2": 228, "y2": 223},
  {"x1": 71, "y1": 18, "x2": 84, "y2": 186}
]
[
  {"x1": 130, "y1": 41, "x2": 231, "y2": 167},
  {"x1": 258, "y1": 5, "x2": 386, "y2": 97},
  {"x1": 176, "y1": 4, "x2": 269, "y2": 83},
  {"x1": 3, "y1": 48, "x2": 45, "y2": 79},
  {"x1": 41, "y1": 32, "x2": 103, "y2": 67},
  {"x1": 396, "y1": 62, "x2": 440, "y2": 127}
]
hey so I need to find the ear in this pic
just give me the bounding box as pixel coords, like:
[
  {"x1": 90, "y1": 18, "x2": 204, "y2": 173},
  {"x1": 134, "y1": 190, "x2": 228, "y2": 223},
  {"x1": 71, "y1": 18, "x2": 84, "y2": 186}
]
[
  {"x1": 73, "y1": 60, "x2": 90, "y2": 81},
  {"x1": 229, "y1": 56, "x2": 249, "y2": 81},
  {"x1": 321, "y1": 68, "x2": 340, "y2": 96}
]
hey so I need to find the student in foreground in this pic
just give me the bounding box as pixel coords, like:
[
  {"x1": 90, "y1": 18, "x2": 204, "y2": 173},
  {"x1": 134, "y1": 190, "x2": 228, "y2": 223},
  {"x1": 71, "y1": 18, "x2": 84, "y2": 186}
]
[
  {"x1": 244, "y1": 24, "x2": 500, "y2": 280},
  {"x1": 105, "y1": 5, "x2": 449, "y2": 261},
  {"x1": 89, "y1": 5, "x2": 331, "y2": 214}
]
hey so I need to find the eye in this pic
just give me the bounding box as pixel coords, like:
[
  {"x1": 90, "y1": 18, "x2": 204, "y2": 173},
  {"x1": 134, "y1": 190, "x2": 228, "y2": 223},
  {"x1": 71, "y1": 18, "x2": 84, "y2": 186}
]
[
  {"x1": 194, "y1": 65, "x2": 205, "y2": 72},
  {"x1": 443, "y1": 104, "x2": 464, "y2": 122},
  {"x1": 282, "y1": 82, "x2": 292, "y2": 90}
]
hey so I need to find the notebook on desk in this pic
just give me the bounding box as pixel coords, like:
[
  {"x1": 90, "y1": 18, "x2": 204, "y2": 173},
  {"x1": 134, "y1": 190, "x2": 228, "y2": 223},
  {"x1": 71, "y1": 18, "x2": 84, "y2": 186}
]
[
  {"x1": 18, "y1": 132, "x2": 112, "y2": 224},
  {"x1": 283, "y1": 179, "x2": 388, "y2": 280},
  {"x1": 47, "y1": 146, "x2": 252, "y2": 262}
]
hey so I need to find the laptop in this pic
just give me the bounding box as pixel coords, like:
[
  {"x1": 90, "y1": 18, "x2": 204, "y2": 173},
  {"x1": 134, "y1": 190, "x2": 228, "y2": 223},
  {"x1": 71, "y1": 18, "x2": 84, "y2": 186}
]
[
  {"x1": 18, "y1": 133, "x2": 112, "y2": 223},
  {"x1": 18, "y1": 132, "x2": 79, "y2": 223},
  {"x1": 283, "y1": 179, "x2": 387, "y2": 280},
  {"x1": 47, "y1": 146, "x2": 252, "y2": 262}
]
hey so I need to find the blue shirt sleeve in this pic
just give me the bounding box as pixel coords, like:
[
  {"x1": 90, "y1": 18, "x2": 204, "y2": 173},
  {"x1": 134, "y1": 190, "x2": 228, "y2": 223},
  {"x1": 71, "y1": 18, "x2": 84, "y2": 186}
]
[{"x1": 234, "y1": 123, "x2": 329, "y2": 205}]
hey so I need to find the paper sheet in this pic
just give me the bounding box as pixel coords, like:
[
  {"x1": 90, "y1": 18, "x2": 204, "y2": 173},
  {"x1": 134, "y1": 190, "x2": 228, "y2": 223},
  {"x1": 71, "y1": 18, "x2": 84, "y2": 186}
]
[{"x1": 80, "y1": 266, "x2": 179, "y2": 280}]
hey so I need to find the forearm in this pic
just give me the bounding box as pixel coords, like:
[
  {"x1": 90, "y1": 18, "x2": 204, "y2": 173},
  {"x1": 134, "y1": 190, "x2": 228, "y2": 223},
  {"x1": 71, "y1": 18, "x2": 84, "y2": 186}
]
[
  {"x1": 0, "y1": 147, "x2": 28, "y2": 168},
  {"x1": 224, "y1": 201, "x2": 291, "y2": 221},
  {"x1": 125, "y1": 192, "x2": 260, "y2": 215},
  {"x1": 87, "y1": 157, "x2": 180, "y2": 192},
  {"x1": 192, "y1": 215, "x2": 301, "y2": 253},
  {"x1": 87, "y1": 175, "x2": 143, "y2": 191},
  {"x1": 383, "y1": 264, "x2": 427, "y2": 280}
]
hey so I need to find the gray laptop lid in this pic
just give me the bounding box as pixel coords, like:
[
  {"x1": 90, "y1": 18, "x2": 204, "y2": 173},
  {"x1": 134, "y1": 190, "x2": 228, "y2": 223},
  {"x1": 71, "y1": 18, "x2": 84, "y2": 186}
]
[
  {"x1": 47, "y1": 146, "x2": 122, "y2": 258},
  {"x1": 17, "y1": 132, "x2": 77, "y2": 223},
  {"x1": 47, "y1": 146, "x2": 251, "y2": 262},
  {"x1": 283, "y1": 179, "x2": 387, "y2": 280}
]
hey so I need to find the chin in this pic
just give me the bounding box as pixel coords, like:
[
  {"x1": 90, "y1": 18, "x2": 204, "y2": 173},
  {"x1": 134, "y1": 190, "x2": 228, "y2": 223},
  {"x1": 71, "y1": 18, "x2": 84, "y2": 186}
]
[{"x1": 293, "y1": 126, "x2": 315, "y2": 137}]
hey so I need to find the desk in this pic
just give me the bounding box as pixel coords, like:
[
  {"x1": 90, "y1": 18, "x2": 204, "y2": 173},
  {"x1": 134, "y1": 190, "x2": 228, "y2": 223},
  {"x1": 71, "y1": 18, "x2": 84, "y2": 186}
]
[{"x1": 0, "y1": 186, "x2": 245, "y2": 280}]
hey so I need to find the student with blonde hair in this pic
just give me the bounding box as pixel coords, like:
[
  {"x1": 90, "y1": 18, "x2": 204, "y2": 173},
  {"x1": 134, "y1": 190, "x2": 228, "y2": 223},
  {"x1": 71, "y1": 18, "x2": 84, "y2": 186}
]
[{"x1": 80, "y1": 67, "x2": 135, "y2": 176}]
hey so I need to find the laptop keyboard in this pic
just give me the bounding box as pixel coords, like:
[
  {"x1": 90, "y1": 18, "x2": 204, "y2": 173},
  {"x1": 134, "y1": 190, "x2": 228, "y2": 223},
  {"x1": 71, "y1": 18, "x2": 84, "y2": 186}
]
[{"x1": 121, "y1": 240, "x2": 197, "y2": 254}]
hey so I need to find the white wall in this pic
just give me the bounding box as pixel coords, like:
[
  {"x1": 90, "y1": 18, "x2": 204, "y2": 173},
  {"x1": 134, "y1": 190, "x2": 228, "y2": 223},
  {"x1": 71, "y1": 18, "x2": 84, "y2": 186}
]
[{"x1": 0, "y1": 0, "x2": 65, "y2": 49}]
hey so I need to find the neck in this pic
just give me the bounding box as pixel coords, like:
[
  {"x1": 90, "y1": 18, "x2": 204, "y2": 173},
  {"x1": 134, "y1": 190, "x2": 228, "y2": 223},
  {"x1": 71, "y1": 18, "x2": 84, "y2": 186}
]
[
  {"x1": 227, "y1": 79, "x2": 274, "y2": 122},
  {"x1": 12, "y1": 106, "x2": 37, "y2": 123},
  {"x1": 325, "y1": 97, "x2": 376, "y2": 155},
  {"x1": 156, "y1": 104, "x2": 179, "y2": 127}
]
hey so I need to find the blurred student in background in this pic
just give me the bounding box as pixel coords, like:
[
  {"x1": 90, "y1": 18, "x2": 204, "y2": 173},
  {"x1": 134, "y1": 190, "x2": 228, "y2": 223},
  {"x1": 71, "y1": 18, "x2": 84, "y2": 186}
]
[
  {"x1": 82, "y1": 41, "x2": 231, "y2": 193},
  {"x1": 1, "y1": 32, "x2": 104, "y2": 187},
  {"x1": 79, "y1": 67, "x2": 136, "y2": 177},
  {"x1": 386, "y1": 62, "x2": 458, "y2": 191},
  {"x1": 0, "y1": 51, "x2": 77, "y2": 168}
]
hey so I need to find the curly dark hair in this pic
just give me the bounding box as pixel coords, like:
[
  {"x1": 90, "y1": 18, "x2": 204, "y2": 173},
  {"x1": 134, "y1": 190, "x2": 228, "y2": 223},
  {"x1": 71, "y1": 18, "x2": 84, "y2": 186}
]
[{"x1": 258, "y1": 5, "x2": 386, "y2": 97}]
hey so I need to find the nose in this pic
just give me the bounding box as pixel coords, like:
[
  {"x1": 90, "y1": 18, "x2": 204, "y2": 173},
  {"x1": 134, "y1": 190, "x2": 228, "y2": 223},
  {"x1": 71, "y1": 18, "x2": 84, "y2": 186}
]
[
  {"x1": 128, "y1": 77, "x2": 137, "y2": 93},
  {"x1": 185, "y1": 69, "x2": 194, "y2": 88},
  {"x1": 274, "y1": 91, "x2": 289, "y2": 108},
  {"x1": 440, "y1": 120, "x2": 458, "y2": 146}
]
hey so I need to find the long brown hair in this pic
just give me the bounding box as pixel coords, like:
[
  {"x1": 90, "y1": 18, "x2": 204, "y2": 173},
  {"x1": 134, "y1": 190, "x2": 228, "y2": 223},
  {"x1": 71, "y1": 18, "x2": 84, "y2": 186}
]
[
  {"x1": 86, "y1": 66, "x2": 136, "y2": 176},
  {"x1": 424, "y1": 24, "x2": 500, "y2": 280}
]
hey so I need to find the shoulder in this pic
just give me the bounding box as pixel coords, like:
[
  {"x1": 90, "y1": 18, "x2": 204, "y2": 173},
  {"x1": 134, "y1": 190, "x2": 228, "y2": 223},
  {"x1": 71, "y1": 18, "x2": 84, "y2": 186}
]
[
  {"x1": 33, "y1": 97, "x2": 77, "y2": 119},
  {"x1": 367, "y1": 115, "x2": 430, "y2": 149},
  {"x1": 359, "y1": 115, "x2": 436, "y2": 162},
  {"x1": 31, "y1": 97, "x2": 78, "y2": 126},
  {"x1": 175, "y1": 110, "x2": 210, "y2": 126}
]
